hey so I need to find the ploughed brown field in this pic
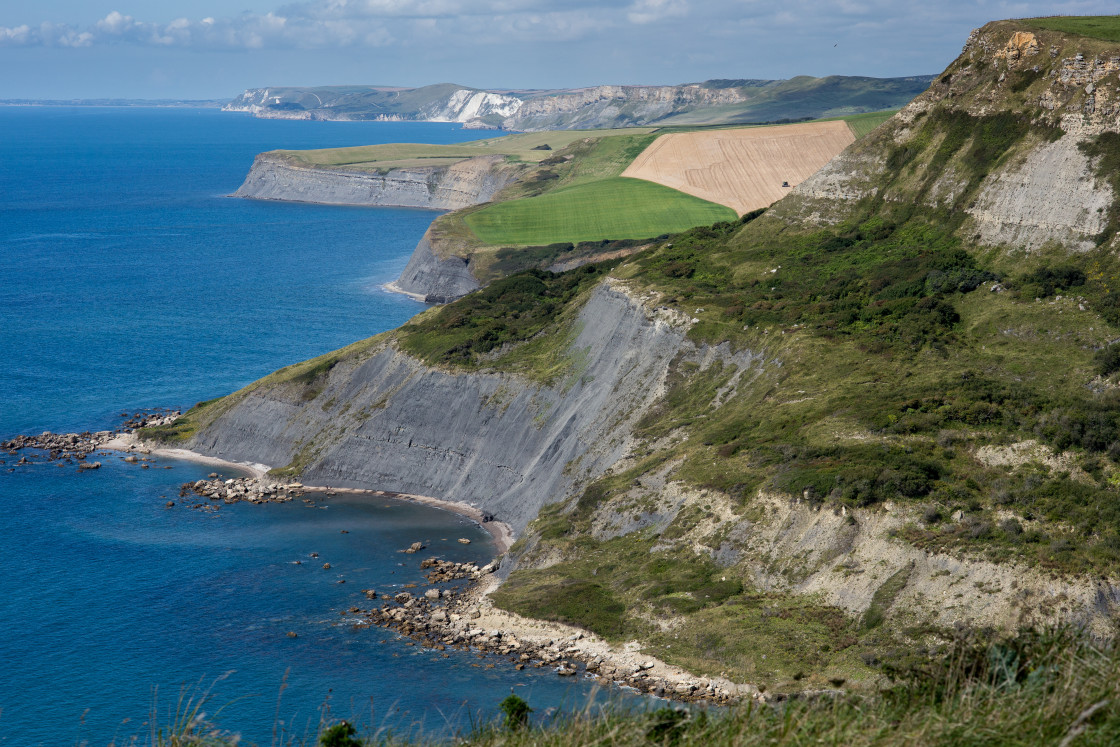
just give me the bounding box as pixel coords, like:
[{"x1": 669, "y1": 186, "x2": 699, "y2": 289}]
[{"x1": 621, "y1": 121, "x2": 856, "y2": 215}]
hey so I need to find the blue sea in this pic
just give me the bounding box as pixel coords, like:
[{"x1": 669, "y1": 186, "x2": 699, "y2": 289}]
[{"x1": 0, "y1": 108, "x2": 630, "y2": 745}]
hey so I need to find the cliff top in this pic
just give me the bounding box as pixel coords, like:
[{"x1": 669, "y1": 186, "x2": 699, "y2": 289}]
[
  {"x1": 1025, "y1": 15, "x2": 1120, "y2": 42},
  {"x1": 270, "y1": 128, "x2": 656, "y2": 172}
]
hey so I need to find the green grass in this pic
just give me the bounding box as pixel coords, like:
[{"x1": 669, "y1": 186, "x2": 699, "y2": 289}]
[
  {"x1": 127, "y1": 627, "x2": 1120, "y2": 746},
  {"x1": 842, "y1": 110, "x2": 897, "y2": 138},
  {"x1": 463, "y1": 177, "x2": 737, "y2": 245},
  {"x1": 1027, "y1": 15, "x2": 1120, "y2": 42},
  {"x1": 491, "y1": 530, "x2": 874, "y2": 688},
  {"x1": 276, "y1": 128, "x2": 656, "y2": 170}
]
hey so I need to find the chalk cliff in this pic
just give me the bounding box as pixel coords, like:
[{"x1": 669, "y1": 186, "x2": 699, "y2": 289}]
[{"x1": 225, "y1": 77, "x2": 933, "y2": 131}]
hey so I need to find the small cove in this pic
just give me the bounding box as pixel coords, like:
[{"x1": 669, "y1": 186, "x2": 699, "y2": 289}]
[{"x1": 0, "y1": 107, "x2": 640, "y2": 745}]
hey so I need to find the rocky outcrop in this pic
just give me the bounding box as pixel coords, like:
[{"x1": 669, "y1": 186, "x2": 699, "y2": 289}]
[
  {"x1": 393, "y1": 228, "x2": 480, "y2": 302},
  {"x1": 967, "y1": 117, "x2": 1112, "y2": 252},
  {"x1": 234, "y1": 154, "x2": 518, "y2": 210},
  {"x1": 772, "y1": 22, "x2": 1120, "y2": 251},
  {"x1": 184, "y1": 282, "x2": 704, "y2": 534}
]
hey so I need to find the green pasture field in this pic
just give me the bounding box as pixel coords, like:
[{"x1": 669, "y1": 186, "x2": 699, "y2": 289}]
[
  {"x1": 274, "y1": 128, "x2": 655, "y2": 170},
  {"x1": 1027, "y1": 15, "x2": 1120, "y2": 42},
  {"x1": 840, "y1": 110, "x2": 897, "y2": 138},
  {"x1": 462, "y1": 177, "x2": 738, "y2": 245}
]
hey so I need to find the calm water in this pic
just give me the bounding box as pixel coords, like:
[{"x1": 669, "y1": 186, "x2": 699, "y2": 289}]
[{"x1": 0, "y1": 108, "x2": 627, "y2": 745}]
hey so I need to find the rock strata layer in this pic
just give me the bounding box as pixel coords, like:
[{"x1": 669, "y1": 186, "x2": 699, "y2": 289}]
[
  {"x1": 183, "y1": 282, "x2": 705, "y2": 534},
  {"x1": 392, "y1": 228, "x2": 480, "y2": 301},
  {"x1": 234, "y1": 154, "x2": 519, "y2": 211}
]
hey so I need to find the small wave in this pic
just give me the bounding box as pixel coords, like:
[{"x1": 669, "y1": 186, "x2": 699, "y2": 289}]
[{"x1": 10, "y1": 232, "x2": 102, "y2": 241}]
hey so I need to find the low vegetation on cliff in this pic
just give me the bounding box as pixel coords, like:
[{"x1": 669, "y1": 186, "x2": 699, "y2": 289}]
[
  {"x1": 383, "y1": 16, "x2": 1120, "y2": 688},
  {"x1": 155, "y1": 627, "x2": 1120, "y2": 745},
  {"x1": 154, "y1": 15, "x2": 1120, "y2": 727}
]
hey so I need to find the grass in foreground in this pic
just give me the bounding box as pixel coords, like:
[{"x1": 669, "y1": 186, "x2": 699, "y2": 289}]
[
  {"x1": 464, "y1": 177, "x2": 737, "y2": 246},
  {"x1": 131, "y1": 627, "x2": 1120, "y2": 745}
]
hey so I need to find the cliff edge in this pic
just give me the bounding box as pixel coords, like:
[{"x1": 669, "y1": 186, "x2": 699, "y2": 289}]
[
  {"x1": 150, "y1": 18, "x2": 1120, "y2": 693},
  {"x1": 234, "y1": 153, "x2": 520, "y2": 211}
]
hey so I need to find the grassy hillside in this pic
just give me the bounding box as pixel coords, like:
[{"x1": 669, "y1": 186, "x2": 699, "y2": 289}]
[
  {"x1": 141, "y1": 626, "x2": 1120, "y2": 744},
  {"x1": 656, "y1": 76, "x2": 931, "y2": 126},
  {"x1": 464, "y1": 178, "x2": 737, "y2": 245},
  {"x1": 386, "y1": 17, "x2": 1120, "y2": 689},
  {"x1": 841, "y1": 110, "x2": 897, "y2": 138}
]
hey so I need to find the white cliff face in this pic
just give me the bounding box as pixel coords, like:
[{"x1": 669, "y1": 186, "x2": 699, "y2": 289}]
[
  {"x1": 426, "y1": 89, "x2": 524, "y2": 122},
  {"x1": 223, "y1": 83, "x2": 749, "y2": 129},
  {"x1": 502, "y1": 85, "x2": 748, "y2": 130},
  {"x1": 968, "y1": 116, "x2": 1113, "y2": 252}
]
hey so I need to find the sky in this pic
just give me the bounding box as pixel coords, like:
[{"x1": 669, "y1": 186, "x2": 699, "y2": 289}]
[{"x1": 0, "y1": 1, "x2": 1117, "y2": 100}]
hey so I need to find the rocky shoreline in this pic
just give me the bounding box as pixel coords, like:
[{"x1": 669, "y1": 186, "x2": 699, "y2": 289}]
[
  {"x1": 1, "y1": 410, "x2": 180, "y2": 471},
  {"x1": 3, "y1": 413, "x2": 765, "y2": 707},
  {"x1": 350, "y1": 556, "x2": 767, "y2": 707}
]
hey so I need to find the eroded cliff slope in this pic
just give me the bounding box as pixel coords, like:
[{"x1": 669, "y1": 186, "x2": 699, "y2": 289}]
[
  {"x1": 154, "y1": 18, "x2": 1120, "y2": 692},
  {"x1": 180, "y1": 278, "x2": 696, "y2": 534}
]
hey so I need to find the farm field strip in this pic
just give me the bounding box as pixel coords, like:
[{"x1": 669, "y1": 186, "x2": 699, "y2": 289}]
[
  {"x1": 463, "y1": 177, "x2": 737, "y2": 246},
  {"x1": 621, "y1": 121, "x2": 856, "y2": 215}
]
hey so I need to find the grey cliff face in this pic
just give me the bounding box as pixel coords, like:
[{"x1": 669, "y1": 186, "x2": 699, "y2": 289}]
[
  {"x1": 394, "y1": 230, "x2": 480, "y2": 302},
  {"x1": 234, "y1": 154, "x2": 517, "y2": 211},
  {"x1": 234, "y1": 153, "x2": 523, "y2": 302},
  {"x1": 186, "y1": 283, "x2": 692, "y2": 535}
]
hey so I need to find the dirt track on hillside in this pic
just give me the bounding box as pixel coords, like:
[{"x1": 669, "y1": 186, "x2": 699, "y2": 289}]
[{"x1": 621, "y1": 121, "x2": 856, "y2": 215}]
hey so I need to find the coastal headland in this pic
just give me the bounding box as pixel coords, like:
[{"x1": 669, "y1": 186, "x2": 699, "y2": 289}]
[
  {"x1": 235, "y1": 118, "x2": 882, "y2": 303},
  {"x1": 155, "y1": 16, "x2": 1120, "y2": 701}
]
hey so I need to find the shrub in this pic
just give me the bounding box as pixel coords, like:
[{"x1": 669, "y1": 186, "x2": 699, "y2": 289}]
[
  {"x1": 319, "y1": 721, "x2": 362, "y2": 747},
  {"x1": 499, "y1": 694, "x2": 532, "y2": 731}
]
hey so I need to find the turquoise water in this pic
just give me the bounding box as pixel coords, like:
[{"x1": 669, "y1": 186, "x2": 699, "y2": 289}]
[{"x1": 0, "y1": 108, "x2": 626, "y2": 745}]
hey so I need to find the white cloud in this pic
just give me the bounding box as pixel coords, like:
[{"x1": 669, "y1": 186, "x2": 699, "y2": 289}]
[
  {"x1": 0, "y1": 24, "x2": 32, "y2": 45},
  {"x1": 626, "y1": 0, "x2": 688, "y2": 24},
  {"x1": 0, "y1": 1, "x2": 615, "y2": 49},
  {"x1": 0, "y1": 0, "x2": 1118, "y2": 57}
]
